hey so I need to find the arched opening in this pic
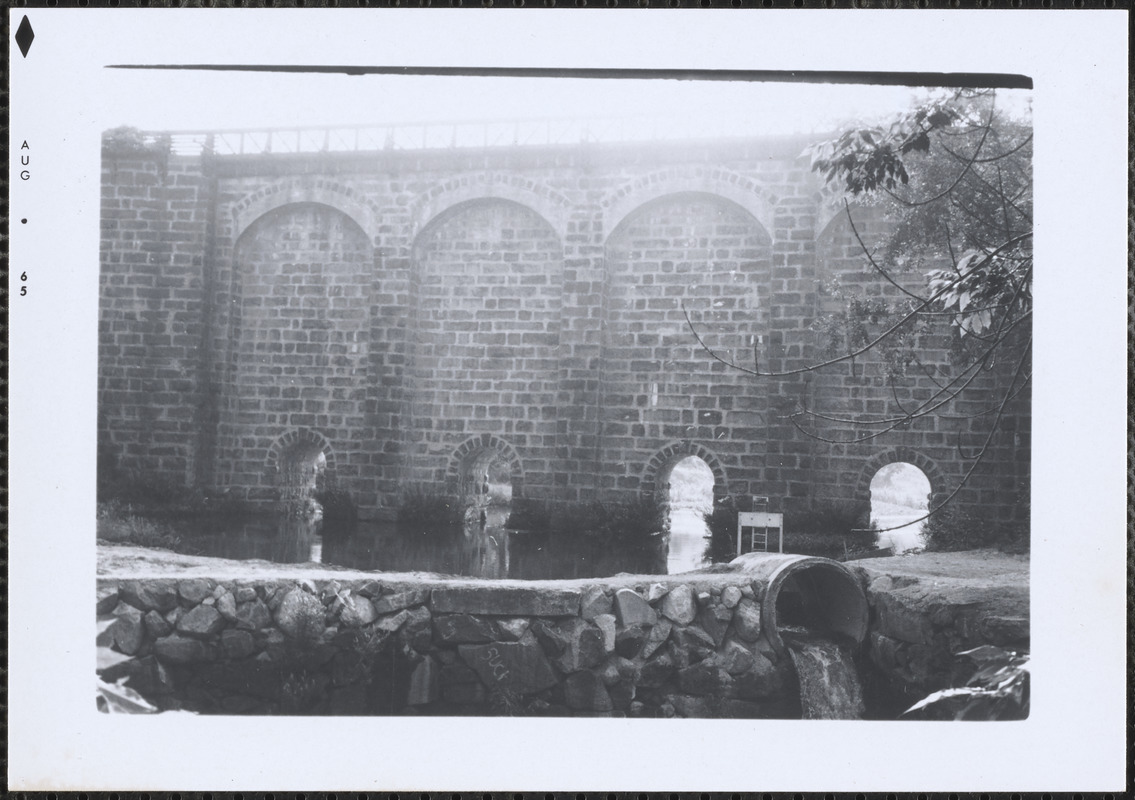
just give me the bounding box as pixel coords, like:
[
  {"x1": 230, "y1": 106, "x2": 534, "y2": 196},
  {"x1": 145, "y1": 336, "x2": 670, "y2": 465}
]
[
  {"x1": 869, "y1": 462, "x2": 931, "y2": 552},
  {"x1": 455, "y1": 447, "x2": 515, "y2": 578},
  {"x1": 663, "y1": 456, "x2": 715, "y2": 574},
  {"x1": 279, "y1": 444, "x2": 327, "y2": 515}
]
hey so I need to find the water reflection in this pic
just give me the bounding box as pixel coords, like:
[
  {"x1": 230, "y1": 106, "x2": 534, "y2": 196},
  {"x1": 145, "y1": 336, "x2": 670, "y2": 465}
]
[
  {"x1": 167, "y1": 510, "x2": 671, "y2": 580},
  {"x1": 666, "y1": 508, "x2": 713, "y2": 574}
]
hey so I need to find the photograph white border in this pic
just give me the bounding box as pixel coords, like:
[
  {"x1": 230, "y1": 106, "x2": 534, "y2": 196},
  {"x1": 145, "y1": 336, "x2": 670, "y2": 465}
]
[{"x1": 7, "y1": 9, "x2": 1128, "y2": 792}]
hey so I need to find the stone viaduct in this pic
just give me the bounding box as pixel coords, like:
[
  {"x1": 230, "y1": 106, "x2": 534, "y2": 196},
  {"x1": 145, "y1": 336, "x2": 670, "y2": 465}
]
[{"x1": 98, "y1": 125, "x2": 1030, "y2": 522}]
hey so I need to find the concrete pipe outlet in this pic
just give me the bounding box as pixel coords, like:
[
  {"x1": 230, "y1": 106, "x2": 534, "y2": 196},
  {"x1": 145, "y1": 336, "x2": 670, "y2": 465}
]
[{"x1": 729, "y1": 552, "x2": 869, "y2": 656}]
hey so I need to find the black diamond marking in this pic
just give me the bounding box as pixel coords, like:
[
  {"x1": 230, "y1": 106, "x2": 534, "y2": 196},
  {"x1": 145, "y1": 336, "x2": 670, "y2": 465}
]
[{"x1": 15, "y1": 16, "x2": 34, "y2": 58}]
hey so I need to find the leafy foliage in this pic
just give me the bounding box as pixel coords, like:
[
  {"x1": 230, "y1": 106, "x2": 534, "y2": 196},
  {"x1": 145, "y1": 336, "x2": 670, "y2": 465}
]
[
  {"x1": 922, "y1": 503, "x2": 1029, "y2": 553},
  {"x1": 903, "y1": 645, "x2": 1029, "y2": 720},
  {"x1": 96, "y1": 500, "x2": 182, "y2": 549}
]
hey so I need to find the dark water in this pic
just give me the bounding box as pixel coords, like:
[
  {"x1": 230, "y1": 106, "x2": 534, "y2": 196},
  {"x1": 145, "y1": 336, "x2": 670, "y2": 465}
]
[
  {"x1": 163, "y1": 508, "x2": 711, "y2": 580},
  {"x1": 784, "y1": 635, "x2": 865, "y2": 720}
]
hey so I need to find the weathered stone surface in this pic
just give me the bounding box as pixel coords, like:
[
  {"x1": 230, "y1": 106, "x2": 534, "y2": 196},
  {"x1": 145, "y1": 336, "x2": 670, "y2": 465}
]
[
  {"x1": 613, "y1": 588, "x2": 656, "y2": 627},
  {"x1": 433, "y1": 613, "x2": 496, "y2": 644},
  {"x1": 96, "y1": 587, "x2": 120, "y2": 615},
  {"x1": 274, "y1": 587, "x2": 326, "y2": 641},
  {"x1": 178, "y1": 579, "x2": 213, "y2": 606},
  {"x1": 696, "y1": 604, "x2": 733, "y2": 647},
  {"x1": 376, "y1": 609, "x2": 411, "y2": 633},
  {"x1": 563, "y1": 670, "x2": 613, "y2": 712},
  {"x1": 668, "y1": 693, "x2": 713, "y2": 718},
  {"x1": 143, "y1": 609, "x2": 173, "y2": 638},
  {"x1": 164, "y1": 606, "x2": 185, "y2": 627},
  {"x1": 579, "y1": 585, "x2": 613, "y2": 620},
  {"x1": 721, "y1": 586, "x2": 743, "y2": 609},
  {"x1": 981, "y1": 615, "x2": 1029, "y2": 644},
  {"x1": 357, "y1": 580, "x2": 385, "y2": 599},
  {"x1": 607, "y1": 679, "x2": 636, "y2": 711},
  {"x1": 407, "y1": 657, "x2": 439, "y2": 706},
  {"x1": 638, "y1": 651, "x2": 674, "y2": 688},
  {"x1": 696, "y1": 591, "x2": 712, "y2": 607},
  {"x1": 641, "y1": 618, "x2": 672, "y2": 659},
  {"x1": 120, "y1": 581, "x2": 179, "y2": 613},
  {"x1": 678, "y1": 660, "x2": 733, "y2": 696},
  {"x1": 234, "y1": 586, "x2": 258, "y2": 603},
  {"x1": 598, "y1": 659, "x2": 622, "y2": 687},
  {"x1": 432, "y1": 586, "x2": 580, "y2": 617},
  {"x1": 660, "y1": 584, "x2": 697, "y2": 625},
  {"x1": 458, "y1": 640, "x2": 558, "y2": 696},
  {"x1": 719, "y1": 639, "x2": 755, "y2": 675},
  {"x1": 215, "y1": 591, "x2": 238, "y2": 622},
  {"x1": 153, "y1": 634, "x2": 211, "y2": 664},
  {"x1": 593, "y1": 614, "x2": 617, "y2": 653},
  {"x1": 734, "y1": 652, "x2": 785, "y2": 699},
  {"x1": 495, "y1": 617, "x2": 530, "y2": 641},
  {"x1": 615, "y1": 625, "x2": 647, "y2": 659},
  {"x1": 440, "y1": 663, "x2": 479, "y2": 686},
  {"x1": 732, "y1": 598, "x2": 762, "y2": 642},
  {"x1": 112, "y1": 606, "x2": 146, "y2": 655},
  {"x1": 647, "y1": 583, "x2": 668, "y2": 603},
  {"x1": 400, "y1": 606, "x2": 434, "y2": 651},
  {"x1": 234, "y1": 599, "x2": 273, "y2": 631},
  {"x1": 177, "y1": 604, "x2": 226, "y2": 638},
  {"x1": 221, "y1": 629, "x2": 256, "y2": 659},
  {"x1": 372, "y1": 589, "x2": 429, "y2": 614},
  {"x1": 339, "y1": 595, "x2": 379, "y2": 628},
  {"x1": 538, "y1": 618, "x2": 605, "y2": 673}
]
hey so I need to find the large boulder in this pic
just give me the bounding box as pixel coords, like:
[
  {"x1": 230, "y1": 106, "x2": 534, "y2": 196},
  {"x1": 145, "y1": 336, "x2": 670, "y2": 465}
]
[
  {"x1": 112, "y1": 606, "x2": 146, "y2": 655},
  {"x1": 458, "y1": 639, "x2": 558, "y2": 696},
  {"x1": 563, "y1": 671, "x2": 613, "y2": 712},
  {"x1": 732, "y1": 598, "x2": 762, "y2": 642},
  {"x1": 119, "y1": 581, "x2": 179, "y2": 613},
  {"x1": 153, "y1": 634, "x2": 212, "y2": 664},
  {"x1": 660, "y1": 584, "x2": 698, "y2": 625},
  {"x1": 534, "y1": 618, "x2": 605, "y2": 673},
  {"x1": 579, "y1": 586, "x2": 613, "y2": 620},
  {"x1": 433, "y1": 613, "x2": 496, "y2": 644},
  {"x1": 234, "y1": 599, "x2": 273, "y2": 631},
  {"x1": 274, "y1": 587, "x2": 326, "y2": 641},
  {"x1": 177, "y1": 579, "x2": 214, "y2": 606},
  {"x1": 176, "y1": 605, "x2": 226, "y2": 638},
  {"x1": 372, "y1": 589, "x2": 429, "y2": 614},
  {"x1": 613, "y1": 588, "x2": 656, "y2": 627},
  {"x1": 339, "y1": 595, "x2": 379, "y2": 628}
]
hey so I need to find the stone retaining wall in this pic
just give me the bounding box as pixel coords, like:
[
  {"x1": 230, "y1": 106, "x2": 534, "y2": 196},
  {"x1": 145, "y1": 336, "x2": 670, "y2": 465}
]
[
  {"x1": 97, "y1": 575, "x2": 800, "y2": 718},
  {"x1": 853, "y1": 564, "x2": 1030, "y2": 712}
]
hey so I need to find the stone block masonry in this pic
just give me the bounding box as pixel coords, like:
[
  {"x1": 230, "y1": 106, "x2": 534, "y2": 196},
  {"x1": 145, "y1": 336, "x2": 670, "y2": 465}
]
[
  {"x1": 98, "y1": 134, "x2": 1030, "y2": 523},
  {"x1": 97, "y1": 574, "x2": 799, "y2": 718}
]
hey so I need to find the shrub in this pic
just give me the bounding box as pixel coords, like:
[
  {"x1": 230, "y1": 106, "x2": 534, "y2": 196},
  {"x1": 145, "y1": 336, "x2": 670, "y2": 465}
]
[
  {"x1": 314, "y1": 487, "x2": 357, "y2": 522},
  {"x1": 904, "y1": 646, "x2": 1029, "y2": 720},
  {"x1": 396, "y1": 486, "x2": 463, "y2": 531},
  {"x1": 921, "y1": 504, "x2": 1029, "y2": 553},
  {"x1": 782, "y1": 501, "x2": 875, "y2": 559},
  {"x1": 552, "y1": 497, "x2": 664, "y2": 543},
  {"x1": 96, "y1": 501, "x2": 182, "y2": 550}
]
